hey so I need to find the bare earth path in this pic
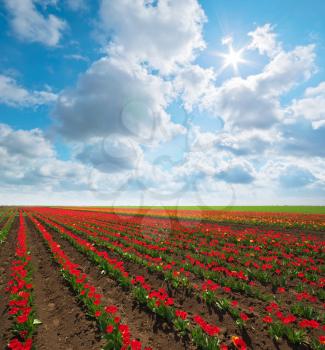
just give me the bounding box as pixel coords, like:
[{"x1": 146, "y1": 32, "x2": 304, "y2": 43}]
[{"x1": 26, "y1": 218, "x2": 105, "y2": 350}]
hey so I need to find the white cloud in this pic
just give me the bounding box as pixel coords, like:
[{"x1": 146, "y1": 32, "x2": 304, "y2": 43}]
[
  {"x1": 54, "y1": 55, "x2": 184, "y2": 142},
  {"x1": 259, "y1": 157, "x2": 325, "y2": 190},
  {"x1": 174, "y1": 65, "x2": 216, "y2": 112},
  {"x1": 0, "y1": 124, "x2": 93, "y2": 191},
  {"x1": 0, "y1": 124, "x2": 54, "y2": 158},
  {"x1": 4, "y1": 0, "x2": 66, "y2": 46},
  {"x1": 0, "y1": 124, "x2": 58, "y2": 186},
  {"x1": 211, "y1": 129, "x2": 279, "y2": 156},
  {"x1": 99, "y1": 0, "x2": 206, "y2": 73},
  {"x1": 75, "y1": 136, "x2": 144, "y2": 173},
  {"x1": 248, "y1": 24, "x2": 281, "y2": 57},
  {"x1": 174, "y1": 145, "x2": 256, "y2": 184},
  {"x1": 253, "y1": 45, "x2": 316, "y2": 97},
  {"x1": 201, "y1": 44, "x2": 316, "y2": 130},
  {"x1": 187, "y1": 124, "x2": 219, "y2": 153},
  {"x1": 0, "y1": 75, "x2": 57, "y2": 107},
  {"x1": 288, "y1": 81, "x2": 325, "y2": 129},
  {"x1": 52, "y1": 0, "x2": 208, "y2": 187},
  {"x1": 2, "y1": 13, "x2": 324, "y2": 205},
  {"x1": 205, "y1": 76, "x2": 282, "y2": 129}
]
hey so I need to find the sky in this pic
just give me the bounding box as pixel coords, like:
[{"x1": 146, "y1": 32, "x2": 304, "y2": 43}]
[{"x1": 0, "y1": 0, "x2": 325, "y2": 206}]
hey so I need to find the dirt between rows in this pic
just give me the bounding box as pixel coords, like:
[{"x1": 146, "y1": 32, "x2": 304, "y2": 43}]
[
  {"x1": 98, "y1": 236, "x2": 303, "y2": 350},
  {"x1": 58, "y1": 215, "x2": 325, "y2": 347},
  {"x1": 82, "y1": 221, "x2": 324, "y2": 310},
  {"x1": 44, "y1": 218, "x2": 308, "y2": 350},
  {"x1": 0, "y1": 216, "x2": 18, "y2": 349},
  {"x1": 105, "y1": 221, "x2": 325, "y2": 309},
  {"x1": 26, "y1": 217, "x2": 105, "y2": 350},
  {"x1": 92, "y1": 221, "x2": 324, "y2": 300},
  {"x1": 32, "y1": 217, "x2": 193, "y2": 350},
  {"x1": 81, "y1": 211, "x2": 325, "y2": 239}
]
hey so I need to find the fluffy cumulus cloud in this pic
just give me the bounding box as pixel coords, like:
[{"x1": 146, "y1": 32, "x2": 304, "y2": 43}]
[
  {"x1": 205, "y1": 77, "x2": 282, "y2": 129},
  {"x1": 54, "y1": 55, "x2": 183, "y2": 142},
  {"x1": 50, "y1": 12, "x2": 323, "y2": 200},
  {"x1": 0, "y1": 124, "x2": 54, "y2": 159},
  {"x1": 202, "y1": 44, "x2": 316, "y2": 130},
  {"x1": 186, "y1": 124, "x2": 276, "y2": 158},
  {"x1": 248, "y1": 23, "x2": 281, "y2": 57},
  {"x1": 173, "y1": 146, "x2": 256, "y2": 187},
  {"x1": 0, "y1": 124, "x2": 83, "y2": 187},
  {"x1": 259, "y1": 158, "x2": 325, "y2": 191},
  {"x1": 0, "y1": 124, "x2": 56, "y2": 186},
  {"x1": 53, "y1": 0, "x2": 205, "y2": 178},
  {"x1": 174, "y1": 65, "x2": 216, "y2": 112},
  {"x1": 57, "y1": 0, "x2": 264, "y2": 198},
  {"x1": 4, "y1": 0, "x2": 66, "y2": 46},
  {"x1": 288, "y1": 82, "x2": 325, "y2": 129},
  {"x1": 0, "y1": 125, "x2": 120, "y2": 206},
  {"x1": 2, "y1": 0, "x2": 325, "y2": 205},
  {"x1": 99, "y1": 0, "x2": 206, "y2": 73},
  {"x1": 165, "y1": 22, "x2": 323, "y2": 202},
  {"x1": 254, "y1": 45, "x2": 316, "y2": 97},
  {"x1": 75, "y1": 136, "x2": 144, "y2": 174},
  {"x1": 51, "y1": 1, "x2": 208, "y2": 185},
  {"x1": 0, "y1": 75, "x2": 57, "y2": 107}
]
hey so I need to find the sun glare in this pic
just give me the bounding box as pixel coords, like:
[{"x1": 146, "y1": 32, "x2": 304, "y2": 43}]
[
  {"x1": 215, "y1": 37, "x2": 248, "y2": 75},
  {"x1": 223, "y1": 47, "x2": 244, "y2": 71}
]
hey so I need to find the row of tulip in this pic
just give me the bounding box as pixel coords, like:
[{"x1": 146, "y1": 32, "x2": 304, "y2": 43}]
[
  {"x1": 27, "y1": 213, "x2": 151, "y2": 350},
  {"x1": 70, "y1": 206, "x2": 325, "y2": 231},
  {"x1": 38, "y1": 213, "x2": 257, "y2": 334},
  {"x1": 6, "y1": 213, "x2": 36, "y2": 350},
  {"x1": 76, "y1": 217, "x2": 324, "y2": 348},
  {"x1": 38, "y1": 212, "x2": 273, "y2": 303},
  {"x1": 0, "y1": 208, "x2": 10, "y2": 225},
  {"x1": 0, "y1": 211, "x2": 16, "y2": 244},
  {"x1": 41, "y1": 211, "x2": 323, "y2": 323},
  {"x1": 30, "y1": 208, "x2": 325, "y2": 349},
  {"x1": 79, "y1": 212, "x2": 324, "y2": 305},
  {"x1": 44, "y1": 208, "x2": 323, "y2": 297},
  {"x1": 29, "y1": 212, "x2": 257, "y2": 350}
]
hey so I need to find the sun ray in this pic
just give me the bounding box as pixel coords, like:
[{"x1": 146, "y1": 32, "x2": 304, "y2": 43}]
[
  {"x1": 220, "y1": 46, "x2": 246, "y2": 74},
  {"x1": 213, "y1": 39, "x2": 248, "y2": 75}
]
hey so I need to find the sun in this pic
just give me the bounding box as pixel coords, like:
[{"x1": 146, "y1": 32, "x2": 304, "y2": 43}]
[
  {"x1": 223, "y1": 46, "x2": 245, "y2": 72},
  {"x1": 215, "y1": 37, "x2": 248, "y2": 75}
]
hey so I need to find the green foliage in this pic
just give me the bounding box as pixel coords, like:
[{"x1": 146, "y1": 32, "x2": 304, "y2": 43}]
[{"x1": 191, "y1": 326, "x2": 221, "y2": 350}]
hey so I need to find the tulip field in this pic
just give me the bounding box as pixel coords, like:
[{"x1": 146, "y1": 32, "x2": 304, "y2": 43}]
[{"x1": 0, "y1": 207, "x2": 324, "y2": 350}]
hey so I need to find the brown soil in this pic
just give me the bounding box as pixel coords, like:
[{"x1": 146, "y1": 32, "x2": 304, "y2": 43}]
[
  {"x1": 43, "y1": 220, "x2": 194, "y2": 350},
  {"x1": 26, "y1": 218, "x2": 105, "y2": 350},
  {"x1": 68, "y1": 216, "x2": 325, "y2": 349},
  {"x1": 43, "y1": 218, "x2": 296, "y2": 350},
  {"x1": 4, "y1": 209, "x2": 321, "y2": 350},
  {"x1": 0, "y1": 215, "x2": 18, "y2": 349}
]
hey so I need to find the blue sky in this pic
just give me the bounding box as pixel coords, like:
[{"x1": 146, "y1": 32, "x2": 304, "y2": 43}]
[{"x1": 0, "y1": 0, "x2": 324, "y2": 205}]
